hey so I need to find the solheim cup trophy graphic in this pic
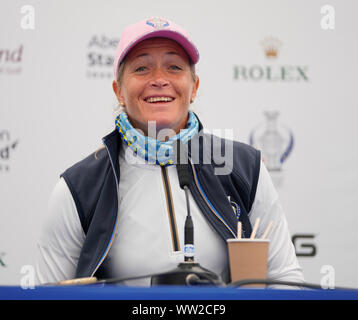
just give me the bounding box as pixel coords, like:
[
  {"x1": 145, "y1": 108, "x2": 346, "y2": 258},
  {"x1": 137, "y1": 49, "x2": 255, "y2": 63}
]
[{"x1": 249, "y1": 111, "x2": 294, "y2": 186}]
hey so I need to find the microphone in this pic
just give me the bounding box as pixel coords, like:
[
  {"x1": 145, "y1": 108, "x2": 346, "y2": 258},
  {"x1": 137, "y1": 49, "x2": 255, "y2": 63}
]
[
  {"x1": 150, "y1": 141, "x2": 222, "y2": 286},
  {"x1": 175, "y1": 141, "x2": 191, "y2": 189},
  {"x1": 175, "y1": 141, "x2": 194, "y2": 262}
]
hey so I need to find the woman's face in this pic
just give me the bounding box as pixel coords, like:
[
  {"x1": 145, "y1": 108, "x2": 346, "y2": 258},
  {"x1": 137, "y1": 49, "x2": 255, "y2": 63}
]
[{"x1": 113, "y1": 38, "x2": 199, "y2": 137}]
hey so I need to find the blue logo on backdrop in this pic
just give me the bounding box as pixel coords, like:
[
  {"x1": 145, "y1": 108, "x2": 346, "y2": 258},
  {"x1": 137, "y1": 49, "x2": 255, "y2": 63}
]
[
  {"x1": 249, "y1": 111, "x2": 294, "y2": 187},
  {"x1": 249, "y1": 111, "x2": 294, "y2": 171}
]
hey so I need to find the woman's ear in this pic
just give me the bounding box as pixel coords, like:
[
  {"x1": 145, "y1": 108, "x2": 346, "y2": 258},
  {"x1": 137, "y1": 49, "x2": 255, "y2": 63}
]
[
  {"x1": 112, "y1": 80, "x2": 125, "y2": 106},
  {"x1": 190, "y1": 75, "x2": 200, "y2": 103},
  {"x1": 112, "y1": 80, "x2": 120, "y2": 100}
]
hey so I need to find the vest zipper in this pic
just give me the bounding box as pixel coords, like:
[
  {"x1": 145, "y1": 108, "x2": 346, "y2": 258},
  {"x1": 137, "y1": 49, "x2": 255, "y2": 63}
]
[
  {"x1": 188, "y1": 158, "x2": 237, "y2": 239},
  {"x1": 160, "y1": 166, "x2": 181, "y2": 252},
  {"x1": 90, "y1": 144, "x2": 120, "y2": 277}
]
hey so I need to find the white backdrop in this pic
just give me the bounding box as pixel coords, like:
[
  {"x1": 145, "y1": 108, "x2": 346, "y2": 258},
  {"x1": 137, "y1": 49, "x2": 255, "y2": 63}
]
[{"x1": 1, "y1": 0, "x2": 357, "y2": 288}]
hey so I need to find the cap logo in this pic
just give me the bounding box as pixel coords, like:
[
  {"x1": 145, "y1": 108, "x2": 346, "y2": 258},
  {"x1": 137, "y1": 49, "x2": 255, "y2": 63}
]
[{"x1": 146, "y1": 17, "x2": 169, "y2": 29}]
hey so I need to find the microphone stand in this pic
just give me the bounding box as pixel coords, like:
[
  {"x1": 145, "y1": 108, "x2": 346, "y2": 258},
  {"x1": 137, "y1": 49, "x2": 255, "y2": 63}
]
[{"x1": 151, "y1": 142, "x2": 222, "y2": 286}]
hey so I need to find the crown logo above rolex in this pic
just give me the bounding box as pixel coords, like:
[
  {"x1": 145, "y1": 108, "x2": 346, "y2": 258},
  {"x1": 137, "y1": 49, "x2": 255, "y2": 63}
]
[{"x1": 261, "y1": 36, "x2": 282, "y2": 59}]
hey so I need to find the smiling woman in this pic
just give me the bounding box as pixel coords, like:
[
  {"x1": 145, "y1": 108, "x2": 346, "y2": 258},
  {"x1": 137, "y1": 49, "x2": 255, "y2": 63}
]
[
  {"x1": 112, "y1": 37, "x2": 199, "y2": 136},
  {"x1": 35, "y1": 17, "x2": 304, "y2": 288}
]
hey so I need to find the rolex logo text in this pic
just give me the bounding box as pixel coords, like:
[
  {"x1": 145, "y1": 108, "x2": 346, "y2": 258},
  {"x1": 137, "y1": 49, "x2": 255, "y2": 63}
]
[{"x1": 233, "y1": 37, "x2": 309, "y2": 82}]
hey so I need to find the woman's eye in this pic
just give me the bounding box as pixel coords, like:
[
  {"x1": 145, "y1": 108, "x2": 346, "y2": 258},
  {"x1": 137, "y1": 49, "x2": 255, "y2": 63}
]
[
  {"x1": 169, "y1": 65, "x2": 182, "y2": 71},
  {"x1": 135, "y1": 66, "x2": 147, "y2": 72}
]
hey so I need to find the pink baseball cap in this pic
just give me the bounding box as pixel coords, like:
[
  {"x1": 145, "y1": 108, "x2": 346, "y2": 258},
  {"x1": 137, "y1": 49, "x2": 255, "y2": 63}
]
[{"x1": 113, "y1": 17, "x2": 199, "y2": 80}]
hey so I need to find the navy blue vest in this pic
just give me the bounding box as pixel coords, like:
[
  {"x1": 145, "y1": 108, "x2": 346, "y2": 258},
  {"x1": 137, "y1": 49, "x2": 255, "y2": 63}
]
[{"x1": 61, "y1": 125, "x2": 260, "y2": 279}]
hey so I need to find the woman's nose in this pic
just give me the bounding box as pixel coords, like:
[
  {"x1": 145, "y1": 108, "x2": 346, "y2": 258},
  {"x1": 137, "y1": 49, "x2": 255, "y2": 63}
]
[{"x1": 149, "y1": 69, "x2": 169, "y2": 88}]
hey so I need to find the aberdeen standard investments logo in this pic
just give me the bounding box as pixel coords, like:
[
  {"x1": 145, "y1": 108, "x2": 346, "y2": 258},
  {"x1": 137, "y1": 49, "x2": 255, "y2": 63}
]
[
  {"x1": 233, "y1": 36, "x2": 309, "y2": 82},
  {"x1": 86, "y1": 35, "x2": 119, "y2": 79}
]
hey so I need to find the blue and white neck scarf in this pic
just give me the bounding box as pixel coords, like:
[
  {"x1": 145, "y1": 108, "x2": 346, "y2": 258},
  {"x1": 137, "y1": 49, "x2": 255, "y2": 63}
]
[{"x1": 115, "y1": 111, "x2": 199, "y2": 166}]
